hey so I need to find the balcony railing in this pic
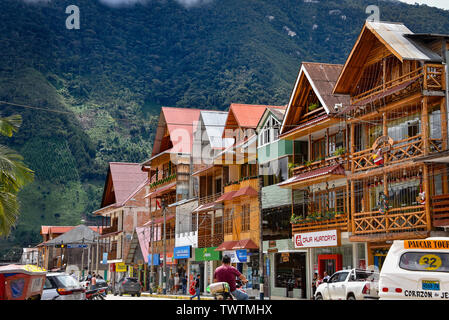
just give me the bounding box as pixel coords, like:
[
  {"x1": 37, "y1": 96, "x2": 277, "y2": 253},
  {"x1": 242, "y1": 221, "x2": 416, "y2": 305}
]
[
  {"x1": 292, "y1": 154, "x2": 348, "y2": 176},
  {"x1": 351, "y1": 135, "x2": 443, "y2": 172},
  {"x1": 352, "y1": 64, "x2": 445, "y2": 105},
  {"x1": 291, "y1": 214, "x2": 349, "y2": 233},
  {"x1": 352, "y1": 205, "x2": 427, "y2": 235},
  {"x1": 432, "y1": 194, "x2": 449, "y2": 227},
  {"x1": 198, "y1": 192, "x2": 223, "y2": 205}
]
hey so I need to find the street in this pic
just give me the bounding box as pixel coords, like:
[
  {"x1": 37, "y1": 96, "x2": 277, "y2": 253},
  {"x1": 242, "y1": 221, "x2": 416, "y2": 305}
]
[{"x1": 105, "y1": 294, "x2": 172, "y2": 300}]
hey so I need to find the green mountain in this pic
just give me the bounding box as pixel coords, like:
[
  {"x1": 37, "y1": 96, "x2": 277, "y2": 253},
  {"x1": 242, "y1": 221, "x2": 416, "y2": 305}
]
[{"x1": 1, "y1": 0, "x2": 449, "y2": 260}]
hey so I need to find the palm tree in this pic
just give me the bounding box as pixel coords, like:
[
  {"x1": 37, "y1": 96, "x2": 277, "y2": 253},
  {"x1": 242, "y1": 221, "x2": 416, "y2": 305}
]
[{"x1": 0, "y1": 114, "x2": 34, "y2": 236}]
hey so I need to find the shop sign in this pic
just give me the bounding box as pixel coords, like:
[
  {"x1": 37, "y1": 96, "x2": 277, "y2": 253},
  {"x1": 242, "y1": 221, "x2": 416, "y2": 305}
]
[
  {"x1": 223, "y1": 250, "x2": 247, "y2": 263},
  {"x1": 281, "y1": 252, "x2": 290, "y2": 262},
  {"x1": 293, "y1": 230, "x2": 339, "y2": 248},
  {"x1": 148, "y1": 254, "x2": 160, "y2": 266},
  {"x1": 195, "y1": 247, "x2": 221, "y2": 261},
  {"x1": 160, "y1": 253, "x2": 177, "y2": 265},
  {"x1": 102, "y1": 252, "x2": 108, "y2": 264},
  {"x1": 404, "y1": 239, "x2": 449, "y2": 250},
  {"x1": 173, "y1": 246, "x2": 191, "y2": 259},
  {"x1": 116, "y1": 262, "x2": 127, "y2": 272}
]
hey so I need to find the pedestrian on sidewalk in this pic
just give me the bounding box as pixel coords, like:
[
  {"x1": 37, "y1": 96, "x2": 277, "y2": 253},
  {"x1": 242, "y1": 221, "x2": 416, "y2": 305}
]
[
  {"x1": 168, "y1": 273, "x2": 174, "y2": 294},
  {"x1": 181, "y1": 274, "x2": 187, "y2": 294},
  {"x1": 311, "y1": 272, "x2": 318, "y2": 299},
  {"x1": 190, "y1": 274, "x2": 201, "y2": 300},
  {"x1": 174, "y1": 273, "x2": 180, "y2": 294}
]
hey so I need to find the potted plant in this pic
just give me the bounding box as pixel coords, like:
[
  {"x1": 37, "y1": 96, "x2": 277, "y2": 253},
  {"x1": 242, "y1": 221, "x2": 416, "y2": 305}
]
[
  {"x1": 335, "y1": 147, "x2": 345, "y2": 156},
  {"x1": 308, "y1": 103, "x2": 318, "y2": 112}
]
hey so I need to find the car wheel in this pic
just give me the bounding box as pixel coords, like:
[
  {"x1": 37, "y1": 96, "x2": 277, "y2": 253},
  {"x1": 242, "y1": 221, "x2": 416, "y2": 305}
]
[
  {"x1": 131, "y1": 294, "x2": 135, "y2": 297},
  {"x1": 119, "y1": 289, "x2": 123, "y2": 296},
  {"x1": 347, "y1": 294, "x2": 356, "y2": 300},
  {"x1": 137, "y1": 293, "x2": 141, "y2": 297},
  {"x1": 315, "y1": 293, "x2": 323, "y2": 300}
]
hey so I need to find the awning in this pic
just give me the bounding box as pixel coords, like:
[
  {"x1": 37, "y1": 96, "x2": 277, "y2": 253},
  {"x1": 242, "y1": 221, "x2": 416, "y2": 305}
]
[
  {"x1": 144, "y1": 182, "x2": 176, "y2": 198},
  {"x1": 194, "y1": 202, "x2": 223, "y2": 212},
  {"x1": 214, "y1": 191, "x2": 237, "y2": 202},
  {"x1": 215, "y1": 240, "x2": 239, "y2": 251},
  {"x1": 278, "y1": 164, "x2": 346, "y2": 189},
  {"x1": 232, "y1": 239, "x2": 259, "y2": 250},
  {"x1": 232, "y1": 186, "x2": 258, "y2": 199},
  {"x1": 143, "y1": 214, "x2": 175, "y2": 226}
]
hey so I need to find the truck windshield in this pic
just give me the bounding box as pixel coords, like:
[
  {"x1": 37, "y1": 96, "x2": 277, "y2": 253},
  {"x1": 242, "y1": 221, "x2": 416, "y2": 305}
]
[{"x1": 399, "y1": 252, "x2": 449, "y2": 272}]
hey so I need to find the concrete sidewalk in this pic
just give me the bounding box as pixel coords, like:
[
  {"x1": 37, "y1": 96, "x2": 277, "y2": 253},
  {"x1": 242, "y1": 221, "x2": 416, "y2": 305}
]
[{"x1": 141, "y1": 291, "x2": 214, "y2": 300}]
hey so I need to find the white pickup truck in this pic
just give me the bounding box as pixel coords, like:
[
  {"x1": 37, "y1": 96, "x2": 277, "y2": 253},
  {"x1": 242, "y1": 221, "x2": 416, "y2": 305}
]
[{"x1": 315, "y1": 269, "x2": 379, "y2": 300}]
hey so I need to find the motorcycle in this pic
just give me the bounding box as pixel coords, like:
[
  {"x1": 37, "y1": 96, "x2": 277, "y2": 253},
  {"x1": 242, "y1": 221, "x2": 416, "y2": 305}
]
[
  {"x1": 85, "y1": 288, "x2": 106, "y2": 300},
  {"x1": 206, "y1": 280, "x2": 246, "y2": 300}
]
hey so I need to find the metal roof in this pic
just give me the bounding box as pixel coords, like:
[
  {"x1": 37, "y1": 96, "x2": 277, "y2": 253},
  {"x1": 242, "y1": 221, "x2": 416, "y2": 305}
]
[
  {"x1": 366, "y1": 21, "x2": 442, "y2": 62},
  {"x1": 199, "y1": 110, "x2": 234, "y2": 149}
]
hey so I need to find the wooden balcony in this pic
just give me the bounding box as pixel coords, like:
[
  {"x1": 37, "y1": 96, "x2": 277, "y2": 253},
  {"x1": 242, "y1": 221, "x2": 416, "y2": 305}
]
[
  {"x1": 102, "y1": 224, "x2": 118, "y2": 235},
  {"x1": 149, "y1": 173, "x2": 177, "y2": 191},
  {"x1": 292, "y1": 154, "x2": 348, "y2": 176},
  {"x1": 291, "y1": 214, "x2": 349, "y2": 234},
  {"x1": 352, "y1": 205, "x2": 427, "y2": 237},
  {"x1": 352, "y1": 64, "x2": 445, "y2": 105},
  {"x1": 351, "y1": 135, "x2": 443, "y2": 172},
  {"x1": 432, "y1": 194, "x2": 449, "y2": 227},
  {"x1": 198, "y1": 192, "x2": 223, "y2": 205}
]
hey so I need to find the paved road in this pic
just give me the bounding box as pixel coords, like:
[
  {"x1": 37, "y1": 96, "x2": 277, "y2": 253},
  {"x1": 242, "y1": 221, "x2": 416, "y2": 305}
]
[{"x1": 105, "y1": 294, "x2": 172, "y2": 300}]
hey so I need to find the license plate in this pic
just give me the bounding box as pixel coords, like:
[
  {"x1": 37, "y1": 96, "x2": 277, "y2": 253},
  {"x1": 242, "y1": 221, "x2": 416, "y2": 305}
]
[{"x1": 422, "y1": 280, "x2": 440, "y2": 291}]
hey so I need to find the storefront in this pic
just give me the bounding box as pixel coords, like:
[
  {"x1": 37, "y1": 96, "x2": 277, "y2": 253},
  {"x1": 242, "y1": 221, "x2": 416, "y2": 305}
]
[
  {"x1": 222, "y1": 249, "x2": 260, "y2": 297},
  {"x1": 194, "y1": 247, "x2": 222, "y2": 293},
  {"x1": 147, "y1": 253, "x2": 160, "y2": 290},
  {"x1": 293, "y1": 229, "x2": 367, "y2": 299},
  {"x1": 173, "y1": 245, "x2": 191, "y2": 281}
]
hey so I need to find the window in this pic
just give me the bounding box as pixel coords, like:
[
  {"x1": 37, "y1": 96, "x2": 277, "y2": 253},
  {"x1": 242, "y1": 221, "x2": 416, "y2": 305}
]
[
  {"x1": 329, "y1": 271, "x2": 349, "y2": 283},
  {"x1": 399, "y1": 252, "x2": 449, "y2": 272},
  {"x1": 258, "y1": 115, "x2": 281, "y2": 147},
  {"x1": 430, "y1": 105, "x2": 442, "y2": 140},
  {"x1": 260, "y1": 157, "x2": 288, "y2": 187},
  {"x1": 224, "y1": 209, "x2": 233, "y2": 234},
  {"x1": 241, "y1": 204, "x2": 250, "y2": 232}
]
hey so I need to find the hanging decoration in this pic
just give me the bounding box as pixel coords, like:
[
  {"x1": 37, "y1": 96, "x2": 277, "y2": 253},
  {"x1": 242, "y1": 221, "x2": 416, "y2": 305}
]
[{"x1": 378, "y1": 192, "x2": 389, "y2": 214}]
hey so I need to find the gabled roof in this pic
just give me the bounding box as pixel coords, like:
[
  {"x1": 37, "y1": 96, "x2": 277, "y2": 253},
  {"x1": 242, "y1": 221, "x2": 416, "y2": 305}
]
[
  {"x1": 41, "y1": 225, "x2": 102, "y2": 236},
  {"x1": 151, "y1": 107, "x2": 202, "y2": 157},
  {"x1": 333, "y1": 21, "x2": 443, "y2": 94},
  {"x1": 100, "y1": 162, "x2": 149, "y2": 209},
  {"x1": 224, "y1": 104, "x2": 286, "y2": 131},
  {"x1": 198, "y1": 110, "x2": 234, "y2": 150},
  {"x1": 256, "y1": 107, "x2": 286, "y2": 132},
  {"x1": 42, "y1": 225, "x2": 100, "y2": 245},
  {"x1": 280, "y1": 62, "x2": 349, "y2": 135}
]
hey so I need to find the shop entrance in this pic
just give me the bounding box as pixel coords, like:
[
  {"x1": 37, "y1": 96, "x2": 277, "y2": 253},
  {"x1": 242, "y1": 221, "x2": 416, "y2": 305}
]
[
  {"x1": 274, "y1": 252, "x2": 307, "y2": 299},
  {"x1": 318, "y1": 254, "x2": 342, "y2": 277},
  {"x1": 373, "y1": 249, "x2": 388, "y2": 272}
]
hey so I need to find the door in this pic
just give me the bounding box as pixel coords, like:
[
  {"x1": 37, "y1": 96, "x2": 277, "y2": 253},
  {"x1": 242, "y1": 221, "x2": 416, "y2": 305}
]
[{"x1": 318, "y1": 254, "x2": 342, "y2": 278}]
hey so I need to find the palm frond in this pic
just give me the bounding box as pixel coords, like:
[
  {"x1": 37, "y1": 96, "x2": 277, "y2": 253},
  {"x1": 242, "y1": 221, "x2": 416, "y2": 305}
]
[{"x1": 0, "y1": 114, "x2": 22, "y2": 137}]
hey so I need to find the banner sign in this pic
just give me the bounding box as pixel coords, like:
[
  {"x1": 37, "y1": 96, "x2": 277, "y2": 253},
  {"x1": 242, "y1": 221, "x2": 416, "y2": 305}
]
[
  {"x1": 173, "y1": 246, "x2": 191, "y2": 259},
  {"x1": 148, "y1": 254, "x2": 160, "y2": 266},
  {"x1": 102, "y1": 252, "x2": 108, "y2": 264},
  {"x1": 116, "y1": 262, "x2": 127, "y2": 272},
  {"x1": 294, "y1": 230, "x2": 339, "y2": 248},
  {"x1": 195, "y1": 247, "x2": 221, "y2": 261},
  {"x1": 404, "y1": 240, "x2": 449, "y2": 250},
  {"x1": 223, "y1": 250, "x2": 247, "y2": 263}
]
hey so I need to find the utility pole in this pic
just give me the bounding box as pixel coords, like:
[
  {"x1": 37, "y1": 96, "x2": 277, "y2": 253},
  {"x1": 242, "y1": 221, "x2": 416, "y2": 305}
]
[
  {"x1": 258, "y1": 173, "x2": 264, "y2": 300},
  {"x1": 150, "y1": 206, "x2": 154, "y2": 293}
]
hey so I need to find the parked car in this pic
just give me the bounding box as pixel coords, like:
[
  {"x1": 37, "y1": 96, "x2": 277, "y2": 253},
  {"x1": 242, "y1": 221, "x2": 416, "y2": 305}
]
[
  {"x1": 114, "y1": 277, "x2": 142, "y2": 297},
  {"x1": 92, "y1": 279, "x2": 109, "y2": 296},
  {"x1": 41, "y1": 272, "x2": 86, "y2": 300},
  {"x1": 379, "y1": 237, "x2": 449, "y2": 300},
  {"x1": 315, "y1": 268, "x2": 379, "y2": 300}
]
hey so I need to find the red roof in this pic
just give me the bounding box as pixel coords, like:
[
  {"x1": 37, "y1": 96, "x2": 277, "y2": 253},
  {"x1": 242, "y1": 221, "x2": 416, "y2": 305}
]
[
  {"x1": 214, "y1": 191, "x2": 237, "y2": 202},
  {"x1": 232, "y1": 186, "x2": 258, "y2": 199},
  {"x1": 227, "y1": 104, "x2": 286, "y2": 129},
  {"x1": 278, "y1": 164, "x2": 346, "y2": 187},
  {"x1": 232, "y1": 239, "x2": 259, "y2": 250},
  {"x1": 109, "y1": 163, "x2": 149, "y2": 206},
  {"x1": 143, "y1": 215, "x2": 175, "y2": 226},
  {"x1": 151, "y1": 107, "x2": 202, "y2": 156},
  {"x1": 215, "y1": 240, "x2": 239, "y2": 251},
  {"x1": 41, "y1": 226, "x2": 103, "y2": 235}
]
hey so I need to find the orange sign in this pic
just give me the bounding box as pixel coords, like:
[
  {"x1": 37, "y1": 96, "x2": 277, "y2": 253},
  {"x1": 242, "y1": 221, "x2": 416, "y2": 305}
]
[{"x1": 404, "y1": 240, "x2": 449, "y2": 250}]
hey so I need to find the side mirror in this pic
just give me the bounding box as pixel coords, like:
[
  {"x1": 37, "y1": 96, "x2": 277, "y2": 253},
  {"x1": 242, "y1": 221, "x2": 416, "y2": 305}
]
[{"x1": 323, "y1": 278, "x2": 328, "y2": 283}]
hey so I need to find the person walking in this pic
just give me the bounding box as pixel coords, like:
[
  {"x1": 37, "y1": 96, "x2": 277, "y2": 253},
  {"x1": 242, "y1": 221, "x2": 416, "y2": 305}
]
[
  {"x1": 91, "y1": 273, "x2": 97, "y2": 288},
  {"x1": 311, "y1": 272, "x2": 318, "y2": 299},
  {"x1": 213, "y1": 255, "x2": 249, "y2": 300},
  {"x1": 190, "y1": 274, "x2": 201, "y2": 300},
  {"x1": 174, "y1": 273, "x2": 180, "y2": 294},
  {"x1": 168, "y1": 273, "x2": 174, "y2": 294},
  {"x1": 181, "y1": 274, "x2": 187, "y2": 295}
]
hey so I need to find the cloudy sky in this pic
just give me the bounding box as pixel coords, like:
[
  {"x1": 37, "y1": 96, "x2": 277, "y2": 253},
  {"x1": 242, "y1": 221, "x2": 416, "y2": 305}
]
[{"x1": 399, "y1": 0, "x2": 449, "y2": 10}]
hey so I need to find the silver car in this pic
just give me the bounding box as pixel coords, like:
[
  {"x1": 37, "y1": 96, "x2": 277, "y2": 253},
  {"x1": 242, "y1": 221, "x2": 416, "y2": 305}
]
[{"x1": 41, "y1": 272, "x2": 86, "y2": 300}]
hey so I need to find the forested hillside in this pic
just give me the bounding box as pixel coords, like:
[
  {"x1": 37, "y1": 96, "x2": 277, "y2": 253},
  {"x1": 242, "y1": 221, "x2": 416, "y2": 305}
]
[{"x1": 1, "y1": 0, "x2": 449, "y2": 259}]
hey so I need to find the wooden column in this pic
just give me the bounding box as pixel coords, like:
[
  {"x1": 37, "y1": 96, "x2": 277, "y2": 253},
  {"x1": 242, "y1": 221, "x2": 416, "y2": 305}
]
[
  {"x1": 384, "y1": 172, "x2": 389, "y2": 233},
  {"x1": 308, "y1": 134, "x2": 312, "y2": 162},
  {"x1": 423, "y1": 164, "x2": 432, "y2": 231},
  {"x1": 351, "y1": 180, "x2": 356, "y2": 234},
  {"x1": 326, "y1": 128, "x2": 329, "y2": 157},
  {"x1": 441, "y1": 97, "x2": 448, "y2": 150},
  {"x1": 346, "y1": 181, "x2": 351, "y2": 232},
  {"x1": 422, "y1": 97, "x2": 430, "y2": 156},
  {"x1": 350, "y1": 123, "x2": 355, "y2": 173},
  {"x1": 383, "y1": 112, "x2": 388, "y2": 165}
]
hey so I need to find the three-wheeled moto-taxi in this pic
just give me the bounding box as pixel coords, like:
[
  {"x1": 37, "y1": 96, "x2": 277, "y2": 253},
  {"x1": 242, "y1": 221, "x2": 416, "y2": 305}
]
[{"x1": 0, "y1": 264, "x2": 46, "y2": 300}]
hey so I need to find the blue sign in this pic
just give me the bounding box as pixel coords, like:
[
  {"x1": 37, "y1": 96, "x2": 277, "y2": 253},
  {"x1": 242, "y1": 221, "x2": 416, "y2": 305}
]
[
  {"x1": 173, "y1": 246, "x2": 191, "y2": 259},
  {"x1": 67, "y1": 244, "x2": 88, "y2": 248},
  {"x1": 102, "y1": 252, "x2": 108, "y2": 264},
  {"x1": 236, "y1": 249, "x2": 247, "y2": 262},
  {"x1": 148, "y1": 254, "x2": 160, "y2": 266},
  {"x1": 266, "y1": 258, "x2": 270, "y2": 276}
]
